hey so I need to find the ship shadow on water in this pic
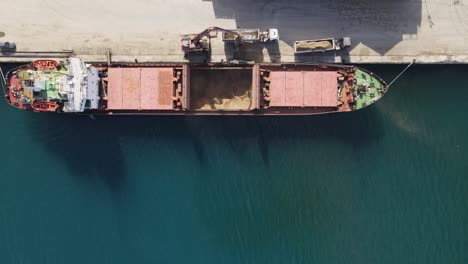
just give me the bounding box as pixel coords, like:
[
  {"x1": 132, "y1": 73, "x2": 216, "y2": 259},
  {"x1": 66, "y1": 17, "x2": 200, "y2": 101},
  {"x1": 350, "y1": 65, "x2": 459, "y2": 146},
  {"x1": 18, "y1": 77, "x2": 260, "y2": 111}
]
[
  {"x1": 184, "y1": 107, "x2": 385, "y2": 259},
  {"x1": 24, "y1": 103, "x2": 384, "y2": 260},
  {"x1": 26, "y1": 114, "x2": 128, "y2": 197},
  {"x1": 26, "y1": 105, "x2": 383, "y2": 193},
  {"x1": 184, "y1": 106, "x2": 383, "y2": 166}
]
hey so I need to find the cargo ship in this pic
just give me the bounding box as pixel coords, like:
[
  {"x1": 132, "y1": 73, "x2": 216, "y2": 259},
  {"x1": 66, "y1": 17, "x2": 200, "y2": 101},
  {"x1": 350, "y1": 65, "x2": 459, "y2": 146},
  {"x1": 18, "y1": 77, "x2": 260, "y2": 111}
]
[{"x1": 2, "y1": 58, "x2": 387, "y2": 115}]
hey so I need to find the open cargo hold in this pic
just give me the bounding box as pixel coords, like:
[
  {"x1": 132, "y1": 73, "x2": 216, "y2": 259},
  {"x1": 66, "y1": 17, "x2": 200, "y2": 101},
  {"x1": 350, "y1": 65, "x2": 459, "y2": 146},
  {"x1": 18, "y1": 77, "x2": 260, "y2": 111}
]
[{"x1": 189, "y1": 67, "x2": 255, "y2": 110}]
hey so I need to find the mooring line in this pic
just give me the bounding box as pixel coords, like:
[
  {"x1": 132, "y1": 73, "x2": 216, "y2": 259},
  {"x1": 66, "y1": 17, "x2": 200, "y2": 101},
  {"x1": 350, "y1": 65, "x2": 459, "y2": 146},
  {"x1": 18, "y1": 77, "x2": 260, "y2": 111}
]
[{"x1": 387, "y1": 59, "x2": 416, "y2": 88}]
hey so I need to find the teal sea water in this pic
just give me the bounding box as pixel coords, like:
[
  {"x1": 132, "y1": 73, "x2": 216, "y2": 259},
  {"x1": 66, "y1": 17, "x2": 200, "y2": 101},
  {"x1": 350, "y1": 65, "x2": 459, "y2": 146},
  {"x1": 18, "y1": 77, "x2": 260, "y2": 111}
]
[{"x1": 0, "y1": 64, "x2": 467, "y2": 263}]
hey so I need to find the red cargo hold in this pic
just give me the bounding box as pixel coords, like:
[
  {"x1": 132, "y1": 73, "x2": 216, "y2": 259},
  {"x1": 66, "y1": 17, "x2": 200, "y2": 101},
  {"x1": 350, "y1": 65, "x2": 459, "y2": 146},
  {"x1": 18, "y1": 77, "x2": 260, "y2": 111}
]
[{"x1": 107, "y1": 67, "x2": 174, "y2": 110}]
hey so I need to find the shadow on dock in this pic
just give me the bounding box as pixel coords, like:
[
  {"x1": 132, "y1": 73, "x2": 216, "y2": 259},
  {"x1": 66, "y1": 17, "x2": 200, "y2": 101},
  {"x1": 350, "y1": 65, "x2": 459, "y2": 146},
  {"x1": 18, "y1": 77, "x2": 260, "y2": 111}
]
[
  {"x1": 211, "y1": 0, "x2": 422, "y2": 55},
  {"x1": 222, "y1": 39, "x2": 281, "y2": 63}
]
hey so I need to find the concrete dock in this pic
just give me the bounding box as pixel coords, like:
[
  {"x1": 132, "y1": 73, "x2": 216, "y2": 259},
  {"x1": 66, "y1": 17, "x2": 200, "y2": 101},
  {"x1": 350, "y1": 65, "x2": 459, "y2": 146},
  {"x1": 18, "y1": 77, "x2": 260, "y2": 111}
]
[{"x1": 0, "y1": 0, "x2": 466, "y2": 64}]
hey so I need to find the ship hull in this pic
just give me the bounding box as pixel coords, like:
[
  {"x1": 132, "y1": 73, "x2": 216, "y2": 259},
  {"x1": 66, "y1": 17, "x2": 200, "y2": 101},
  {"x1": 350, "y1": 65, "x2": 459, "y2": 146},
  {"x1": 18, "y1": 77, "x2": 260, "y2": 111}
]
[{"x1": 3, "y1": 59, "x2": 388, "y2": 115}]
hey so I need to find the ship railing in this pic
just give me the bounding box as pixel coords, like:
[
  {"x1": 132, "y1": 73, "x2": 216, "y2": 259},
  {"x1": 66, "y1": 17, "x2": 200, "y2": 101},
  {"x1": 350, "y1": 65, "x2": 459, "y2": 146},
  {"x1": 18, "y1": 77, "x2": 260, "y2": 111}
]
[{"x1": 0, "y1": 66, "x2": 7, "y2": 97}]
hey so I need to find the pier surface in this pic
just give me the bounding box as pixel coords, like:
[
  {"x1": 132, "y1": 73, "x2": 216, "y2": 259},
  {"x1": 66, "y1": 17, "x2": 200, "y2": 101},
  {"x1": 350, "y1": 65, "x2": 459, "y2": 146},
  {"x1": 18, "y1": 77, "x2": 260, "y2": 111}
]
[{"x1": 0, "y1": 0, "x2": 466, "y2": 64}]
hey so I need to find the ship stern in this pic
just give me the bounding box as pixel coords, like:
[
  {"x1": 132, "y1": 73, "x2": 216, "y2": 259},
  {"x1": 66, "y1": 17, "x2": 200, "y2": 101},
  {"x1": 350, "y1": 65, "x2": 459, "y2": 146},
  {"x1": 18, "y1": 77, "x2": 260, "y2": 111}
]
[{"x1": 3, "y1": 65, "x2": 34, "y2": 110}]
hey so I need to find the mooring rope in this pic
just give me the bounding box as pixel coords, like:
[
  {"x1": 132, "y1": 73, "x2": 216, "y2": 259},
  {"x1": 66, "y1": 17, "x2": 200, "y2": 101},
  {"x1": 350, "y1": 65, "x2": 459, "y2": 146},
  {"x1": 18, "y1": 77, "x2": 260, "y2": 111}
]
[{"x1": 387, "y1": 59, "x2": 416, "y2": 88}]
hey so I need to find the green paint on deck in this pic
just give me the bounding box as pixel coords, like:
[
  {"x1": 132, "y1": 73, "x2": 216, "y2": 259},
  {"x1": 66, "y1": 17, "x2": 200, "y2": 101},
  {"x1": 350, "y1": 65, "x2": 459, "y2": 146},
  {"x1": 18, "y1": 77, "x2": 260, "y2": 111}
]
[{"x1": 353, "y1": 69, "x2": 387, "y2": 110}]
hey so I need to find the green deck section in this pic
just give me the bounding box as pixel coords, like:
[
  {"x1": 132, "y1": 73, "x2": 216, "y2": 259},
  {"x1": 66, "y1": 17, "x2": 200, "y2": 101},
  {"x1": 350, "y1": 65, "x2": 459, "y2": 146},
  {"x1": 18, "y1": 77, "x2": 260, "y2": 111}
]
[
  {"x1": 353, "y1": 68, "x2": 387, "y2": 110},
  {"x1": 19, "y1": 69, "x2": 68, "y2": 101}
]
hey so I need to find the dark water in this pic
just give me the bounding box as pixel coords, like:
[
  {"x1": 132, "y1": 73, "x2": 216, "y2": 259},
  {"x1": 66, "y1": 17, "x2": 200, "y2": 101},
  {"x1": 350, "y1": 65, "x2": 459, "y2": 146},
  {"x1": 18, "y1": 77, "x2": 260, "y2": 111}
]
[{"x1": 0, "y1": 64, "x2": 467, "y2": 264}]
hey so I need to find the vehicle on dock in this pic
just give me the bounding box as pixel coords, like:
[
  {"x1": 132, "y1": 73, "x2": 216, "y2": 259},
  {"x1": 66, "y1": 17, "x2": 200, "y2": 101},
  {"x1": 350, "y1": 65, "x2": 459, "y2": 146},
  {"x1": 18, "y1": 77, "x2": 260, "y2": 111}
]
[
  {"x1": 294, "y1": 37, "x2": 351, "y2": 54},
  {"x1": 181, "y1": 26, "x2": 240, "y2": 52},
  {"x1": 222, "y1": 28, "x2": 278, "y2": 43},
  {"x1": 181, "y1": 27, "x2": 278, "y2": 53},
  {"x1": 0, "y1": 41, "x2": 16, "y2": 52},
  {"x1": 3, "y1": 58, "x2": 388, "y2": 115}
]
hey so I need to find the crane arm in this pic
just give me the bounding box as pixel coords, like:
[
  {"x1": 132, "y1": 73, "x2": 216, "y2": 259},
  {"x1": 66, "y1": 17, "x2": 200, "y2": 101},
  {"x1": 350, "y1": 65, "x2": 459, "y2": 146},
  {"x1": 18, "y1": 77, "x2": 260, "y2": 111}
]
[{"x1": 192, "y1": 26, "x2": 240, "y2": 42}]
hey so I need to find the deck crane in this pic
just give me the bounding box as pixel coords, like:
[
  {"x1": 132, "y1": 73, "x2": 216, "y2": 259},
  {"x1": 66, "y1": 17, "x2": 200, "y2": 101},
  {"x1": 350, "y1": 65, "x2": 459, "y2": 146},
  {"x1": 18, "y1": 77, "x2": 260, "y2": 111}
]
[{"x1": 180, "y1": 26, "x2": 241, "y2": 52}]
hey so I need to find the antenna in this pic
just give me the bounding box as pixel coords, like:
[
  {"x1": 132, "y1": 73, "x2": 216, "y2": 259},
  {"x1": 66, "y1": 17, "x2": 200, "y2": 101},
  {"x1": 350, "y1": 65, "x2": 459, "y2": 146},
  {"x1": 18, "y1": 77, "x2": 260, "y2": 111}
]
[{"x1": 387, "y1": 59, "x2": 416, "y2": 88}]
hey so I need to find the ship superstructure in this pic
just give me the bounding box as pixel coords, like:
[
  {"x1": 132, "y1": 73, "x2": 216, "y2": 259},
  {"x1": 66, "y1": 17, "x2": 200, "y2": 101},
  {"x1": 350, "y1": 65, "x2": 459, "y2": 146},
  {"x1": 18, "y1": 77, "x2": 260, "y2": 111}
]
[{"x1": 6, "y1": 58, "x2": 99, "y2": 112}]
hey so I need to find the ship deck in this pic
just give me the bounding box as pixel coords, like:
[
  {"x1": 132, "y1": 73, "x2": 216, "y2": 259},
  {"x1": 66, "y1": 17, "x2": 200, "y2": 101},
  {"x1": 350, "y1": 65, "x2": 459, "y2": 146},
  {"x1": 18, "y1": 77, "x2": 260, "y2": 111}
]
[
  {"x1": 4, "y1": 59, "x2": 386, "y2": 114},
  {"x1": 102, "y1": 63, "x2": 347, "y2": 113}
]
